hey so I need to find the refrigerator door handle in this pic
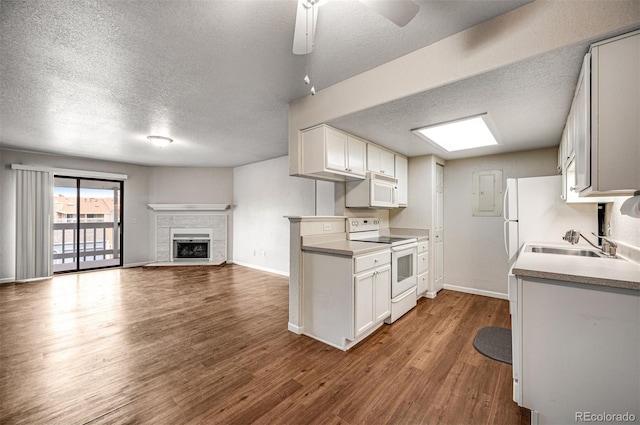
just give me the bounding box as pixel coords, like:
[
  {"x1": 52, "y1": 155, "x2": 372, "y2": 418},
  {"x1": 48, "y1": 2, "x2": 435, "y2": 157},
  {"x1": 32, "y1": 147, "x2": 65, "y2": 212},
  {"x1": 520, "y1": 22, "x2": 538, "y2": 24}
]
[
  {"x1": 504, "y1": 220, "x2": 510, "y2": 257},
  {"x1": 503, "y1": 183, "x2": 510, "y2": 220}
]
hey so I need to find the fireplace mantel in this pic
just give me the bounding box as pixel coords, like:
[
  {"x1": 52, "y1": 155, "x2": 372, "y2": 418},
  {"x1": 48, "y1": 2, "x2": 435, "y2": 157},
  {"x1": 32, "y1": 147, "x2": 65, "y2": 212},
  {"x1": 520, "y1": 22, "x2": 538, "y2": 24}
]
[{"x1": 148, "y1": 203, "x2": 230, "y2": 211}]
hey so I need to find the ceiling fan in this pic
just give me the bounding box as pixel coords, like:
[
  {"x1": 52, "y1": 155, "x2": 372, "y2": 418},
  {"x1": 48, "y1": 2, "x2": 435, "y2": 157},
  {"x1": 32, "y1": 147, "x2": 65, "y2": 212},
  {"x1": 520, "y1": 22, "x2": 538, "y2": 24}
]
[{"x1": 292, "y1": 0, "x2": 420, "y2": 55}]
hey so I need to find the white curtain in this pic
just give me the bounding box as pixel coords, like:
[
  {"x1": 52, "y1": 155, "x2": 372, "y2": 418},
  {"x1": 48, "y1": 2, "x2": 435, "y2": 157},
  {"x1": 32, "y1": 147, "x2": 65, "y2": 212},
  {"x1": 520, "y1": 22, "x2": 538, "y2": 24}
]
[{"x1": 16, "y1": 170, "x2": 53, "y2": 280}]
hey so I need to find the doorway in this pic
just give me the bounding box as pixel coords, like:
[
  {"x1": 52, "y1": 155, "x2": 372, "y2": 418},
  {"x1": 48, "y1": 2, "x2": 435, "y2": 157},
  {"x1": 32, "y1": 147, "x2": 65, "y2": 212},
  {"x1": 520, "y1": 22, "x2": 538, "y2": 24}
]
[
  {"x1": 53, "y1": 177, "x2": 123, "y2": 273},
  {"x1": 434, "y1": 163, "x2": 444, "y2": 292}
]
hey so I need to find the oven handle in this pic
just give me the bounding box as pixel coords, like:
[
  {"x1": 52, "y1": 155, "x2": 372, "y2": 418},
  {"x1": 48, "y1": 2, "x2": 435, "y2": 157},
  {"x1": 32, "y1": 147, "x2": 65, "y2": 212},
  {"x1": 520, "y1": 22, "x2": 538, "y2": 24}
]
[{"x1": 391, "y1": 242, "x2": 417, "y2": 252}]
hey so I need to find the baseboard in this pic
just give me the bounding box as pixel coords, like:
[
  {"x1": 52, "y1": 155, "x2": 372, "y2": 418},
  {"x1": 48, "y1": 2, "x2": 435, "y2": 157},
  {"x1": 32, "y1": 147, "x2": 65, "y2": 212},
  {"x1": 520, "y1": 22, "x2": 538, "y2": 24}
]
[
  {"x1": 231, "y1": 260, "x2": 289, "y2": 277},
  {"x1": 288, "y1": 322, "x2": 303, "y2": 334},
  {"x1": 443, "y1": 284, "x2": 508, "y2": 300},
  {"x1": 424, "y1": 291, "x2": 438, "y2": 299},
  {"x1": 0, "y1": 277, "x2": 16, "y2": 284}
]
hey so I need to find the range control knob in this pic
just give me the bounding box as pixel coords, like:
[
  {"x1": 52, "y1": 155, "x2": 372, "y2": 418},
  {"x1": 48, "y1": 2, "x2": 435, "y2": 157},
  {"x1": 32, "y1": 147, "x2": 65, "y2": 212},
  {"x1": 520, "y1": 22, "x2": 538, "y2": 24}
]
[{"x1": 351, "y1": 221, "x2": 358, "y2": 227}]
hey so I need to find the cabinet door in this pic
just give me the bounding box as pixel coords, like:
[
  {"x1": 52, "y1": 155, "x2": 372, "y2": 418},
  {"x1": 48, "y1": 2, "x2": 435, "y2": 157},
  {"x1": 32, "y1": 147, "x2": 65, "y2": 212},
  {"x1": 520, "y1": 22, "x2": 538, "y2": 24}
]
[
  {"x1": 367, "y1": 144, "x2": 395, "y2": 176},
  {"x1": 591, "y1": 32, "x2": 640, "y2": 194},
  {"x1": 347, "y1": 136, "x2": 366, "y2": 177},
  {"x1": 380, "y1": 149, "x2": 395, "y2": 176},
  {"x1": 395, "y1": 155, "x2": 408, "y2": 206},
  {"x1": 366, "y1": 144, "x2": 382, "y2": 174},
  {"x1": 573, "y1": 54, "x2": 590, "y2": 192},
  {"x1": 325, "y1": 128, "x2": 348, "y2": 173},
  {"x1": 374, "y1": 265, "x2": 391, "y2": 322},
  {"x1": 354, "y1": 272, "x2": 375, "y2": 337}
]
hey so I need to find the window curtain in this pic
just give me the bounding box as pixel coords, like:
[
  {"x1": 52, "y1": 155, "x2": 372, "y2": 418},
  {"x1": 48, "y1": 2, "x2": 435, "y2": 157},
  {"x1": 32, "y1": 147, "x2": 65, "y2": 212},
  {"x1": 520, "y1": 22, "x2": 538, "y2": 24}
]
[{"x1": 15, "y1": 170, "x2": 53, "y2": 280}]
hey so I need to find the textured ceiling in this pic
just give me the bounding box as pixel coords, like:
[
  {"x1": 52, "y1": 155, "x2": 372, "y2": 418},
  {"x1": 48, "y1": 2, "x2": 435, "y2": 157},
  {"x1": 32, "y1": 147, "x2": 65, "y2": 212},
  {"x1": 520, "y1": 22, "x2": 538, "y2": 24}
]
[
  {"x1": 0, "y1": 0, "x2": 534, "y2": 167},
  {"x1": 328, "y1": 42, "x2": 592, "y2": 160}
]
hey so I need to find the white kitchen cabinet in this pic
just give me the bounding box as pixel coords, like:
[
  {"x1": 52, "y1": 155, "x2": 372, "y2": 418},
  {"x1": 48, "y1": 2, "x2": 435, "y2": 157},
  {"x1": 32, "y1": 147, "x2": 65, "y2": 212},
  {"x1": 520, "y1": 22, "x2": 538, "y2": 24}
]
[
  {"x1": 367, "y1": 144, "x2": 395, "y2": 177},
  {"x1": 355, "y1": 263, "x2": 391, "y2": 337},
  {"x1": 302, "y1": 247, "x2": 390, "y2": 350},
  {"x1": 559, "y1": 51, "x2": 613, "y2": 203},
  {"x1": 416, "y1": 241, "x2": 428, "y2": 296},
  {"x1": 395, "y1": 155, "x2": 408, "y2": 207},
  {"x1": 516, "y1": 276, "x2": 639, "y2": 424},
  {"x1": 576, "y1": 30, "x2": 640, "y2": 197},
  {"x1": 301, "y1": 124, "x2": 366, "y2": 182}
]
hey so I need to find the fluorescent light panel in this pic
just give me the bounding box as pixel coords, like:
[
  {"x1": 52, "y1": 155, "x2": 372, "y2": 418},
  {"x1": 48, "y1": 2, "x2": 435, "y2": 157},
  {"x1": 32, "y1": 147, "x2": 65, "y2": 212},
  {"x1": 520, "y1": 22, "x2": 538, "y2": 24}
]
[{"x1": 412, "y1": 114, "x2": 499, "y2": 152}]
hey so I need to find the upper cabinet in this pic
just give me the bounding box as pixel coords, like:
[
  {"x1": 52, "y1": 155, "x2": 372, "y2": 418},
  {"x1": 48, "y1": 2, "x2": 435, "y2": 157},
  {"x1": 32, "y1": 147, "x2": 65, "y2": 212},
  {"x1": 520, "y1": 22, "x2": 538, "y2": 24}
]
[
  {"x1": 367, "y1": 144, "x2": 395, "y2": 177},
  {"x1": 574, "y1": 30, "x2": 640, "y2": 197},
  {"x1": 301, "y1": 125, "x2": 366, "y2": 181},
  {"x1": 395, "y1": 155, "x2": 408, "y2": 207},
  {"x1": 300, "y1": 124, "x2": 409, "y2": 207}
]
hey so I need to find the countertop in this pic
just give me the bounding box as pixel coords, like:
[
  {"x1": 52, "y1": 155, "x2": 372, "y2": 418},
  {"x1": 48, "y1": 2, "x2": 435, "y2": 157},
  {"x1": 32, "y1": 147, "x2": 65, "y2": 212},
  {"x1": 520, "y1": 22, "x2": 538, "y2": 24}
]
[
  {"x1": 302, "y1": 239, "x2": 390, "y2": 256},
  {"x1": 512, "y1": 242, "x2": 640, "y2": 291}
]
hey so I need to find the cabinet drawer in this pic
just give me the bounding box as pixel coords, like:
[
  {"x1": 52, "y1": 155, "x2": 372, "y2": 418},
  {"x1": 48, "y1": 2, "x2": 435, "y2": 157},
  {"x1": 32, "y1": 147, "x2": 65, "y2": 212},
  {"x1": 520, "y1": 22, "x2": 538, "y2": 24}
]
[
  {"x1": 354, "y1": 250, "x2": 390, "y2": 273},
  {"x1": 417, "y1": 271, "x2": 428, "y2": 295},
  {"x1": 417, "y1": 241, "x2": 428, "y2": 253},
  {"x1": 417, "y1": 252, "x2": 428, "y2": 274}
]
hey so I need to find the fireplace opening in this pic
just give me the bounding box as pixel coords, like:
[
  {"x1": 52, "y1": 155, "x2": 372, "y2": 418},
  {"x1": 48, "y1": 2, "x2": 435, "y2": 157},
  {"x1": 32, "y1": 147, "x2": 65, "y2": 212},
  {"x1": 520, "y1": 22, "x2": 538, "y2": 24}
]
[
  {"x1": 174, "y1": 240, "x2": 210, "y2": 260},
  {"x1": 169, "y1": 228, "x2": 213, "y2": 262}
]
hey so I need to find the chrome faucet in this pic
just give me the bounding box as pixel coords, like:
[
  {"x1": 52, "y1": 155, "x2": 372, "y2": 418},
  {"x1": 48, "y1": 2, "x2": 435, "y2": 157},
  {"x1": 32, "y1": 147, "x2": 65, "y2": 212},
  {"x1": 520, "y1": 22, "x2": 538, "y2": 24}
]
[
  {"x1": 563, "y1": 229, "x2": 617, "y2": 257},
  {"x1": 598, "y1": 234, "x2": 618, "y2": 257}
]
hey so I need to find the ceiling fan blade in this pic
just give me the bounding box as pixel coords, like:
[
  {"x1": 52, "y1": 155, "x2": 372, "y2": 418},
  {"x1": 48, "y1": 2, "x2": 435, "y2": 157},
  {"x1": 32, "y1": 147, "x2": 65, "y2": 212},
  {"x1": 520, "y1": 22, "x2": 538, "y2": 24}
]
[
  {"x1": 359, "y1": 0, "x2": 419, "y2": 27},
  {"x1": 293, "y1": 0, "x2": 318, "y2": 55}
]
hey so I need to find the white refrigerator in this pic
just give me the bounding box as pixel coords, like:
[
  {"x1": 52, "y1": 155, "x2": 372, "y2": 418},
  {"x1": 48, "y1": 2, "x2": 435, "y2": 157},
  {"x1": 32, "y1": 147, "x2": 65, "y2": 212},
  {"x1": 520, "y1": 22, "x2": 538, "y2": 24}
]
[{"x1": 503, "y1": 175, "x2": 598, "y2": 263}]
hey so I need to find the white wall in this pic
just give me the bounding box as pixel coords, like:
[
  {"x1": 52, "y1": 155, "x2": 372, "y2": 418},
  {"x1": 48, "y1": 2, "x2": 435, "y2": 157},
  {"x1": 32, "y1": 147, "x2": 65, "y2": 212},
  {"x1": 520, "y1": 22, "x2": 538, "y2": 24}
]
[
  {"x1": 148, "y1": 167, "x2": 234, "y2": 261},
  {"x1": 0, "y1": 149, "x2": 152, "y2": 281},
  {"x1": 443, "y1": 148, "x2": 559, "y2": 295},
  {"x1": 608, "y1": 197, "x2": 640, "y2": 248},
  {"x1": 232, "y1": 156, "x2": 321, "y2": 275}
]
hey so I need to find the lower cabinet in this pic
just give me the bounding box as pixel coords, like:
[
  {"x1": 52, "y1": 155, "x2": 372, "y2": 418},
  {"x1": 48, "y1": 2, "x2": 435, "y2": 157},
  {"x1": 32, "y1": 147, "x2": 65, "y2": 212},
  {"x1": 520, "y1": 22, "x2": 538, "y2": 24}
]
[
  {"x1": 416, "y1": 241, "x2": 429, "y2": 296},
  {"x1": 355, "y1": 264, "x2": 391, "y2": 337},
  {"x1": 302, "y1": 247, "x2": 391, "y2": 350},
  {"x1": 515, "y1": 276, "x2": 639, "y2": 424}
]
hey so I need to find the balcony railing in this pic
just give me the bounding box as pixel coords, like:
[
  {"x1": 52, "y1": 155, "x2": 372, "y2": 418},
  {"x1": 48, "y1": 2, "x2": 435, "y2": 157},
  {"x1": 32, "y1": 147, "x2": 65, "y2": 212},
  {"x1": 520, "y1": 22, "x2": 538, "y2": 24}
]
[{"x1": 53, "y1": 221, "x2": 119, "y2": 265}]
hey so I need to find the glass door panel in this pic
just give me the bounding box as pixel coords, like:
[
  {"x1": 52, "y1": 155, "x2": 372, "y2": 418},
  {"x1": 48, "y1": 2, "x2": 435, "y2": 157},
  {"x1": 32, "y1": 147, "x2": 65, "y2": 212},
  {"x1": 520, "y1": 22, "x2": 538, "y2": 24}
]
[
  {"x1": 53, "y1": 177, "x2": 123, "y2": 273},
  {"x1": 78, "y1": 179, "x2": 122, "y2": 270},
  {"x1": 53, "y1": 177, "x2": 79, "y2": 272}
]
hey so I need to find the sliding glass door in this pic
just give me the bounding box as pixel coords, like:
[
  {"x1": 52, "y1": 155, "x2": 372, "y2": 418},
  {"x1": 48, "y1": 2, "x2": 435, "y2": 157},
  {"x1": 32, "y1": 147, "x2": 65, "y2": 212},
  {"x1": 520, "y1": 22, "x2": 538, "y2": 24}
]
[{"x1": 53, "y1": 177, "x2": 123, "y2": 272}]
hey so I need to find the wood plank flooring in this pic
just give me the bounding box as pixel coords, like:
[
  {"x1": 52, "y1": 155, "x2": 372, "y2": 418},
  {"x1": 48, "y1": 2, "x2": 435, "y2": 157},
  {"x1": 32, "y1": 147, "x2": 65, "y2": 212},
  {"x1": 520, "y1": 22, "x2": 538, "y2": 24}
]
[{"x1": 0, "y1": 265, "x2": 529, "y2": 424}]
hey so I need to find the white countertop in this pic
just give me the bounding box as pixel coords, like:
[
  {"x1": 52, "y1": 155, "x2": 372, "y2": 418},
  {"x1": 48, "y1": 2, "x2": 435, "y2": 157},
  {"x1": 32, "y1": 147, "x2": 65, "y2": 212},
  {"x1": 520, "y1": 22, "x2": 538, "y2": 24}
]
[
  {"x1": 512, "y1": 242, "x2": 640, "y2": 291},
  {"x1": 302, "y1": 239, "x2": 390, "y2": 256}
]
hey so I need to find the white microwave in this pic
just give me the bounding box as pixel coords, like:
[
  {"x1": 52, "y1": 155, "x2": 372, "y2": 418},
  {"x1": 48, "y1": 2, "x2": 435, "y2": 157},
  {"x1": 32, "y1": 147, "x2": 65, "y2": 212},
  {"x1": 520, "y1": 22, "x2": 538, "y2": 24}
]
[{"x1": 346, "y1": 172, "x2": 398, "y2": 208}]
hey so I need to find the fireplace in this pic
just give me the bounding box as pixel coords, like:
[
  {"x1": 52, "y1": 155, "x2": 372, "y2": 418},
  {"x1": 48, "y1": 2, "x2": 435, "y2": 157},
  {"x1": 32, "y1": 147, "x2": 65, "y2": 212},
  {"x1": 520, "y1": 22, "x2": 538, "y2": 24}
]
[
  {"x1": 174, "y1": 240, "x2": 209, "y2": 259},
  {"x1": 170, "y1": 228, "x2": 213, "y2": 262}
]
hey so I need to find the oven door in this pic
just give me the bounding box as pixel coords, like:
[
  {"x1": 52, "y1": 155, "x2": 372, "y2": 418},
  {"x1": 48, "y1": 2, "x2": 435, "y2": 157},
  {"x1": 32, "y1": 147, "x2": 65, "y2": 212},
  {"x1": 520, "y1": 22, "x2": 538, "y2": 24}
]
[{"x1": 391, "y1": 243, "x2": 417, "y2": 298}]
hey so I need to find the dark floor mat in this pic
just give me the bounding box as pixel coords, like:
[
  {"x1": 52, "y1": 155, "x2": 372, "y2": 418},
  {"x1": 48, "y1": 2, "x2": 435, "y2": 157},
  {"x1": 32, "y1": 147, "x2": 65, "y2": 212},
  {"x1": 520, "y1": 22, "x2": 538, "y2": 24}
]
[{"x1": 473, "y1": 327, "x2": 512, "y2": 364}]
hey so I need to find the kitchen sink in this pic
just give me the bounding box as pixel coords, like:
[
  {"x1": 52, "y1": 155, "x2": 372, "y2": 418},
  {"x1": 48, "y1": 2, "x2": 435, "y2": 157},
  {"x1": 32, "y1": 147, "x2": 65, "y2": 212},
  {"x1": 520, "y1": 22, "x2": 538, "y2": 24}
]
[{"x1": 527, "y1": 246, "x2": 605, "y2": 257}]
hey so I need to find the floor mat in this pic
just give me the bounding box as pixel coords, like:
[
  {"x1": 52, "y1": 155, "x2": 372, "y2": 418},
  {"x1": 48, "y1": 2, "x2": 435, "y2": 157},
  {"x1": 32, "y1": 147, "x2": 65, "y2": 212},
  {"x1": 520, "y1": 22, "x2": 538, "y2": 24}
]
[{"x1": 473, "y1": 327, "x2": 512, "y2": 364}]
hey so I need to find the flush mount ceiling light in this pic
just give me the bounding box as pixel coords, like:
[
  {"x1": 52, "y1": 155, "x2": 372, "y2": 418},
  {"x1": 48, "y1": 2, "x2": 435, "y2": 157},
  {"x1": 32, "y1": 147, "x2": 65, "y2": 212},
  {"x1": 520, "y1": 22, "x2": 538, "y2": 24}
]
[
  {"x1": 147, "y1": 135, "x2": 173, "y2": 148},
  {"x1": 412, "y1": 114, "x2": 500, "y2": 152}
]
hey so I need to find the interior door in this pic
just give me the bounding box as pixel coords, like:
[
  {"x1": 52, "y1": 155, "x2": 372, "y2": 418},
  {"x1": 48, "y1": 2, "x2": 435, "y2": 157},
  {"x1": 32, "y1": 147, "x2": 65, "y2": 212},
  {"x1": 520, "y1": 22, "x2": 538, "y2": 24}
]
[{"x1": 434, "y1": 164, "x2": 444, "y2": 292}]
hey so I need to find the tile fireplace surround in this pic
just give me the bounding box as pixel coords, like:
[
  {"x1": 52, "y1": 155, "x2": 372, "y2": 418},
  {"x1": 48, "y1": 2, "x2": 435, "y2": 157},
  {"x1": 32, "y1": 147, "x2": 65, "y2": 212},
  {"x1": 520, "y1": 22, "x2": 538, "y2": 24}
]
[{"x1": 149, "y1": 204, "x2": 229, "y2": 265}]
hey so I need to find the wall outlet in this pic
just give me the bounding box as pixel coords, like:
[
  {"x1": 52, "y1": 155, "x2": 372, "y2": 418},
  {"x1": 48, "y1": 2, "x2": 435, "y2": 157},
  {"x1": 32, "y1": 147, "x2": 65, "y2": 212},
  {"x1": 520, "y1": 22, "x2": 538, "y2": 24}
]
[
  {"x1": 323, "y1": 223, "x2": 331, "y2": 231},
  {"x1": 132, "y1": 218, "x2": 137, "y2": 224},
  {"x1": 262, "y1": 251, "x2": 266, "y2": 257}
]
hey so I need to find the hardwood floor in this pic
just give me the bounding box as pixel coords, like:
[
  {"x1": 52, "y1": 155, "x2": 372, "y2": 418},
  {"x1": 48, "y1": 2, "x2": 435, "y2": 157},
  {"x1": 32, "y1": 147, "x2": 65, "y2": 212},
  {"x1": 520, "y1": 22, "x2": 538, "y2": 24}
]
[{"x1": 0, "y1": 265, "x2": 529, "y2": 424}]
